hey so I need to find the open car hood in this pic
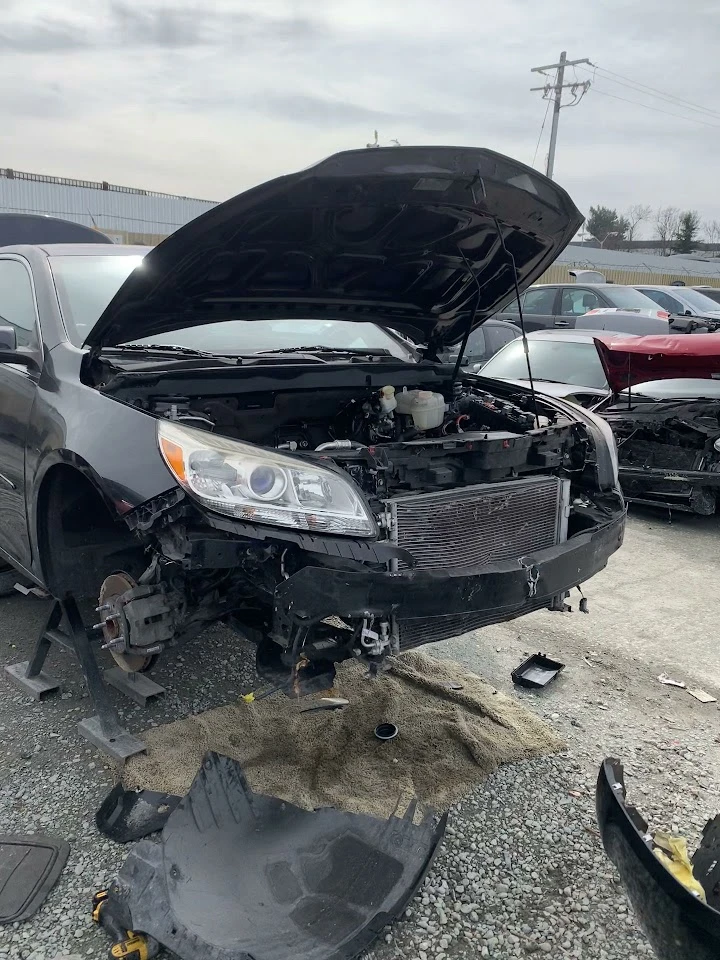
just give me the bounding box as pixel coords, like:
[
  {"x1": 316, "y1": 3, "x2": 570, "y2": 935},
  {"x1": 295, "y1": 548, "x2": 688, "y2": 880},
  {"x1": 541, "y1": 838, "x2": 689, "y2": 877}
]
[
  {"x1": 595, "y1": 334, "x2": 720, "y2": 394},
  {"x1": 84, "y1": 146, "x2": 582, "y2": 350}
]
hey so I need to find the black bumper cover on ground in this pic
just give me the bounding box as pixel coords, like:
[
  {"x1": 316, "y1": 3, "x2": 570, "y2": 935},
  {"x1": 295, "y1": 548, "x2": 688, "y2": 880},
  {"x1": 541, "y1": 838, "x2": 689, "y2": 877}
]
[
  {"x1": 272, "y1": 512, "x2": 626, "y2": 637},
  {"x1": 105, "y1": 752, "x2": 446, "y2": 960},
  {"x1": 596, "y1": 758, "x2": 720, "y2": 960}
]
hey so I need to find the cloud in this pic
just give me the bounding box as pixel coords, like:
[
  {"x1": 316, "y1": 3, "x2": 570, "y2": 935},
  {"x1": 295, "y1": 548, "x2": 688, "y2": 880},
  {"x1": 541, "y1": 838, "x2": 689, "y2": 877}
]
[
  {"x1": 0, "y1": 0, "x2": 719, "y2": 232},
  {"x1": 0, "y1": 2, "x2": 325, "y2": 53},
  {"x1": 0, "y1": 18, "x2": 88, "y2": 51}
]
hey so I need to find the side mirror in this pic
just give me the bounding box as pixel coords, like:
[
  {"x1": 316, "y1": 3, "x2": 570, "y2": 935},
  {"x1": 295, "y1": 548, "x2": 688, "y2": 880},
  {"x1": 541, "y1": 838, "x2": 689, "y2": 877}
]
[
  {"x1": 685, "y1": 310, "x2": 693, "y2": 317},
  {"x1": 0, "y1": 326, "x2": 16, "y2": 351},
  {"x1": 0, "y1": 325, "x2": 38, "y2": 370}
]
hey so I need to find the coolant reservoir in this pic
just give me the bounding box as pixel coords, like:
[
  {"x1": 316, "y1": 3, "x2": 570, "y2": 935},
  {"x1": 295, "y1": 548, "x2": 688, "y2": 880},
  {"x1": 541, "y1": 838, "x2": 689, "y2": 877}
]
[
  {"x1": 395, "y1": 388, "x2": 421, "y2": 415},
  {"x1": 409, "y1": 391, "x2": 445, "y2": 430}
]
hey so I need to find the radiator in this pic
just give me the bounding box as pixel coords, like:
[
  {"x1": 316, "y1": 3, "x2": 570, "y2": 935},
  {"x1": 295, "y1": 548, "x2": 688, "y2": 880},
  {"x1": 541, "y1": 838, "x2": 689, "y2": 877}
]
[{"x1": 386, "y1": 475, "x2": 570, "y2": 648}]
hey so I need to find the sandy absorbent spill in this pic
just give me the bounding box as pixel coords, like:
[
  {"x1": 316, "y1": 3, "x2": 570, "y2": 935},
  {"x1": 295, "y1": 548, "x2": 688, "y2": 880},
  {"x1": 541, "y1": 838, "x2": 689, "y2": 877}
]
[{"x1": 124, "y1": 651, "x2": 564, "y2": 819}]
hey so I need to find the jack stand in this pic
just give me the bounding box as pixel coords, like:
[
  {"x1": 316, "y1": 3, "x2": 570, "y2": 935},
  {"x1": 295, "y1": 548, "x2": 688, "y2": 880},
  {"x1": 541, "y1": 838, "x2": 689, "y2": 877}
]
[
  {"x1": 105, "y1": 667, "x2": 165, "y2": 707},
  {"x1": 4, "y1": 596, "x2": 146, "y2": 761}
]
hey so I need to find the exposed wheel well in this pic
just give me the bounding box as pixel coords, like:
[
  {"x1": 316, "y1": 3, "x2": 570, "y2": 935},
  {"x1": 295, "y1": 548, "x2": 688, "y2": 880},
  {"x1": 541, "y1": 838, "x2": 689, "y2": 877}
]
[{"x1": 37, "y1": 465, "x2": 145, "y2": 599}]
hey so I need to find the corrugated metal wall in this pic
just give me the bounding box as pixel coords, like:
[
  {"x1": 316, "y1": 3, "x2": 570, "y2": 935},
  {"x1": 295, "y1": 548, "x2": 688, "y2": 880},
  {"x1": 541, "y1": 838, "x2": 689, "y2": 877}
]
[
  {"x1": 539, "y1": 262, "x2": 720, "y2": 287},
  {"x1": 0, "y1": 169, "x2": 217, "y2": 243}
]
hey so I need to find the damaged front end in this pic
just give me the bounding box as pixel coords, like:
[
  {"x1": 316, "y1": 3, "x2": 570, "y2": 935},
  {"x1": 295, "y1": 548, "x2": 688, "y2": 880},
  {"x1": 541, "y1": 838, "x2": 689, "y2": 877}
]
[
  {"x1": 94, "y1": 369, "x2": 624, "y2": 684},
  {"x1": 596, "y1": 758, "x2": 720, "y2": 960},
  {"x1": 603, "y1": 397, "x2": 720, "y2": 514}
]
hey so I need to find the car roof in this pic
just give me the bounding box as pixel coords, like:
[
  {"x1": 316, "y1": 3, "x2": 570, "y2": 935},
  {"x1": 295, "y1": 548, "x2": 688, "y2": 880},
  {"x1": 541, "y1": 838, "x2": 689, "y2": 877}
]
[
  {"x1": 632, "y1": 284, "x2": 691, "y2": 292},
  {"x1": 0, "y1": 243, "x2": 152, "y2": 257},
  {"x1": 529, "y1": 283, "x2": 631, "y2": 290},
  {"x1": 524, "y1": 329, "x2": 637, "y2": 342}
]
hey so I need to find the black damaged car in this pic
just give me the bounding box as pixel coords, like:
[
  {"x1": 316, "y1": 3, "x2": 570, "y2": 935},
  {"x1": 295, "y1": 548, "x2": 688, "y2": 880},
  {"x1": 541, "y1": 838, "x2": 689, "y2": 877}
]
[{"x1": 0, "y1": 146, "x2": 625, "y2": 684}]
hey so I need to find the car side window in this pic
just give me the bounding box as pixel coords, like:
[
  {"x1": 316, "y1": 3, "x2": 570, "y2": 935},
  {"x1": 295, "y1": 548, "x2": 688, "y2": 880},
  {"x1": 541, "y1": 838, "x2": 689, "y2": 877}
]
[
  {"x1": 639, "y1": 289, "x2": 682, "y2": 313},
  {"x1": 521, "y1": 288, "x2": 557, "y2": 315},
  {"x1": 0, "y1": 259, "x2": 39, "y2": 349},
  {"x1": 485, "y1": 325, "x2": 518, "y2": 354},
  {"x1": 465, "y1": 327, "x2": 486, "y2": 358},
  {"x1": 560, "y1": 287, "x2": 602, "y2": 316}
]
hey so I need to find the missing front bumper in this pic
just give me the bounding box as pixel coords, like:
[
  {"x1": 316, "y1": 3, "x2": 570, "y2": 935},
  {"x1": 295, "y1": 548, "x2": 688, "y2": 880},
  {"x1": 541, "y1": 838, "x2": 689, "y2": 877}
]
[{"x1": 596, "y1": 758, "x2": 720, "y2": 960}]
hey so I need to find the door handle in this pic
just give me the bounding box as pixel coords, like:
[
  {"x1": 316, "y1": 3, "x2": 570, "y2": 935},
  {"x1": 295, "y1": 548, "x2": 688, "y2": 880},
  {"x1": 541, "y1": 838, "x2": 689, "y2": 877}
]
[{"x1": 554, "y1": 319, "x2": 571, "y2": 327}]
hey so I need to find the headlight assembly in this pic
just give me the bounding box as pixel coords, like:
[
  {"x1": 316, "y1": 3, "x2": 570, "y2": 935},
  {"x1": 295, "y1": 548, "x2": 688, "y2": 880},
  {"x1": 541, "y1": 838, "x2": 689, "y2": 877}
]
[{"x1": 158, "y1": 420, "x2": 377, "y2": 537}]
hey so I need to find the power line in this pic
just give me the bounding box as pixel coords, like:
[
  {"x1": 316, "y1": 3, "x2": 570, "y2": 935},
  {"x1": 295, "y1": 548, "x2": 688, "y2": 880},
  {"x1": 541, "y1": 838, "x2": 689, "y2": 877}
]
[
  {"x1": 589, "y1": 86, "x2": 720, "y2": 129},
  {"x1": 581, "y1": 63, "x2": 720, "y2": 120},
  {"x1": 531, "y1": 91, "x2": 552, "y2": 169},
  {"x1": 577, "y1": 63, "x2": 720, "y2": 121}
]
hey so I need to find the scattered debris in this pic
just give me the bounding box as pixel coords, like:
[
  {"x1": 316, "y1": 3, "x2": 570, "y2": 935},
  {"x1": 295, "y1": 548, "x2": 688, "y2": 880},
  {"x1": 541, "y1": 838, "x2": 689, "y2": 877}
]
[
  {"x1": 597, "y1": 758, "x2": 720, "y2": 960},
  {"x1": 300, "y1": 696, "x2": 350, "y2": 714},
  {"x1": 512, "y1": 653, "x2": 565, "y2": 689},
  {"x1": 686, "y1": 688, "x2": 717, "y2": 704},
  {"x1": 657, "y1": 673, "x2": 686, "y2": 689},
  {"x1": 103, "y1": 752, "x2": 446, "y2": 960},
  {"x1": 375, "y1": 722, "x2": 399, "y2": 741},
  {"x1": 0, "y1": 834, "x2": 69, "y2": 923},
  {"x1": 96, "y1": 785, "x2": 181, "y2": 843}
]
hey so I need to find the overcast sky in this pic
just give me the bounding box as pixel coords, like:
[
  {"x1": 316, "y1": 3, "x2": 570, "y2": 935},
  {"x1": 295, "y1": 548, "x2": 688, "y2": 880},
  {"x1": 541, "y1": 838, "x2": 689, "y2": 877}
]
[{"x1": 2, "y1": 0, "x2": 719, "y2": 236}]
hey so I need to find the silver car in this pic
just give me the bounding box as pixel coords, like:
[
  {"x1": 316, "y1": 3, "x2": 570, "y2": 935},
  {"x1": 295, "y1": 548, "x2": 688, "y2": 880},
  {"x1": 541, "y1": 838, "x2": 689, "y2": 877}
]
[{"x1": 633, "y1": 284, "x2": 720, "y2": 319}]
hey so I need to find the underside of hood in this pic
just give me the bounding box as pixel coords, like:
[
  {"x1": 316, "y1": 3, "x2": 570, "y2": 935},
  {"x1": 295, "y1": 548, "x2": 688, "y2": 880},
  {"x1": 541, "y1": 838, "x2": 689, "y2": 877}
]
[
  {"x1": 596, "y1": 334, "x2": 720, "y2": 394},
  {"x1": 84, "y1": 146, "x2": 582, "y2": 350}
]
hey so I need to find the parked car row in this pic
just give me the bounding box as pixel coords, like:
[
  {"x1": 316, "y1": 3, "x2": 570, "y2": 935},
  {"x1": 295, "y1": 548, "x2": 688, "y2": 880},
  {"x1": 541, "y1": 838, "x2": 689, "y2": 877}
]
[{"x1": 494, "y1": 281, "x2": 720, "y2": 335}]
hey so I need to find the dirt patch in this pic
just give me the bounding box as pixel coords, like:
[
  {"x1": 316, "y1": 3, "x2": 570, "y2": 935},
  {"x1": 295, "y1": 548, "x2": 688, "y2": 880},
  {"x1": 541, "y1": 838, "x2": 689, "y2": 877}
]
[{"x1": 124, "y1": 651, "x2": 564, "y2": 819}]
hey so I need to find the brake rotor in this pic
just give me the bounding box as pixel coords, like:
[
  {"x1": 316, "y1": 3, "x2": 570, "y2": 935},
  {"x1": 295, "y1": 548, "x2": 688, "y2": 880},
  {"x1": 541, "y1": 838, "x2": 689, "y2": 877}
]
[{"x1": 98, "y1": 572, "x2": 155, "y2": 674}]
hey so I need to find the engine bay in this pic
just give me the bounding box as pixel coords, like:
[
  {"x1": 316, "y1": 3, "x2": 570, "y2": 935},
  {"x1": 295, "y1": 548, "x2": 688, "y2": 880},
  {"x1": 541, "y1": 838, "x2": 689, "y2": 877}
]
[{"x1": 124, "y1": 375, "x2": 586, "y2": 502}]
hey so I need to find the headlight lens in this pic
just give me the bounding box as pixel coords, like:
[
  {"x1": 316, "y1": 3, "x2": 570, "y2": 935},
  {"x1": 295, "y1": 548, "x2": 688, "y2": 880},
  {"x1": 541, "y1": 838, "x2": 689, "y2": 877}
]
[
  {"x1": 714, "y1": 438, "x2": 720, "y2": 453},
  {"x1": 158, "y1": 421, "x2": 377, "y2": 537}
]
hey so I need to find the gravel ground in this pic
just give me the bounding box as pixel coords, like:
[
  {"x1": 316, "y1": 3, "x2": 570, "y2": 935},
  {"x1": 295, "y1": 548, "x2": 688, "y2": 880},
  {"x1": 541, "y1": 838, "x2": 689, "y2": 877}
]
[{"x1": 1, "y1": 507, "x2": 719, "y2": 960}]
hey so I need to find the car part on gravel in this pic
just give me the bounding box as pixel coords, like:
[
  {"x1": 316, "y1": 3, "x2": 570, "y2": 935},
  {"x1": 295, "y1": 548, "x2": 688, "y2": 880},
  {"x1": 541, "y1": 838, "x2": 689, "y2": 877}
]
[
  {"x1": 511, "y1": 653, "x2": 565, "y2": 689},
  {"x1": 596, "y1": 757, "x2": 720, "y2": 960},
  {"x1": 374, "y1": 722, "x2": 399, "y2": 741},
  {"x1": 96, "y1": 785, "x2": 181, "y2": 843},
  {"x1": 0, "y1": 834, "x2": 70, "y2": 924},
  {"x1": 103, "y1": 751, "x2": 446, "y2": 960}
]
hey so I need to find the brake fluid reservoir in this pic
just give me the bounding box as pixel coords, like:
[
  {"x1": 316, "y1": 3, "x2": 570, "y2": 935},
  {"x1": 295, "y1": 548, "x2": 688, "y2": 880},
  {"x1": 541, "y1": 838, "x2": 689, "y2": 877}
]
[
  {"x1": 379, "y1": 385, "x2": 397, "y2": 413},
  {"x1": 409, "y1": 391, "x2": 445, "y2": 430}
]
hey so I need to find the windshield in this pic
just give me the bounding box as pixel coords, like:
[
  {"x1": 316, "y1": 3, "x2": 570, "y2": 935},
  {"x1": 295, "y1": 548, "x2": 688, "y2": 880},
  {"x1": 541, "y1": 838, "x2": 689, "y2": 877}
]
[
  {"x1": 481, "y1": 338, "x2": 608, "y2": 389},
  {"x1": 50, "y1": 254, "x2": 414, "y2": 360},
  {"x1": 669, "y1": 288, "x2": 720, "y2": 312},
  {"x1": 606, "y1": 287, "x2": 662, "y2": 310}
]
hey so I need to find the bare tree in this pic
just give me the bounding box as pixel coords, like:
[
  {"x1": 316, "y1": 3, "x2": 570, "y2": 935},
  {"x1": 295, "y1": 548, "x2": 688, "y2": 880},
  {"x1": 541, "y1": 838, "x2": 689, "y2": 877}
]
[
  {"x1": 655, "y1": 206, "x2": 680, "y2": 256},
  {"x1": 704, "y1": 219, "x2": 720, "y2": 255},
  {"x1": 624, "y1": 204, "x2": 652, "y2": 244}
]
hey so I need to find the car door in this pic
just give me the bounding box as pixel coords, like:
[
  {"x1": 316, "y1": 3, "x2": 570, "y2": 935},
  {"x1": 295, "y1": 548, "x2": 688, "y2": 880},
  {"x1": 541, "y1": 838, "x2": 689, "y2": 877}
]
[
  {"x1": 556, "y1": 286, "x2": 609, "y2": 328},
  {"x1": 0, "y1": 257, "x2": 42, "y2": 569},
  {"x1": 496, "y1": 287, "x2": 560, "y2": 332}
]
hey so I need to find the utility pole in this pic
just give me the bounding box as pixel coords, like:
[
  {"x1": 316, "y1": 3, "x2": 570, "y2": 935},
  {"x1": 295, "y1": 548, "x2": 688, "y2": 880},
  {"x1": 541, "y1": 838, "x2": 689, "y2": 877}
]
[{"x1": 531, "y1": 51, "x2": 591, "y2": 179}]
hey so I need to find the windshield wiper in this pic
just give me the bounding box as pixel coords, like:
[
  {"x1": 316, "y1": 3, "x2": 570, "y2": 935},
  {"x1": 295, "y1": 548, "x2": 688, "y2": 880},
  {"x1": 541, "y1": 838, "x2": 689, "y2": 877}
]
[
  {"x1": 253, "y1": 346, "x2": 393, "y2": 358},
  {"x1": 106, "y1": 344, "x2": 239, "y2": 362}
]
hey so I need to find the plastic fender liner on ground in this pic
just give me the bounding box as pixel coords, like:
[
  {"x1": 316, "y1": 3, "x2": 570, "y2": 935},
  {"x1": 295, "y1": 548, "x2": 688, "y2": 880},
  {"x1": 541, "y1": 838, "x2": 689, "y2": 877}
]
[
  {"x1": 105, "y1": 751, "x2": 447, "y2": 960},
  {"x1": 96, "y1": 784, "x2": 182, "y2": 843},
  {"x1": 0, "y1": 834, "x2": 70, "y2": 924},
  {"x1": 596, "y1": 757, "x2": 720, "y2": 960}
]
